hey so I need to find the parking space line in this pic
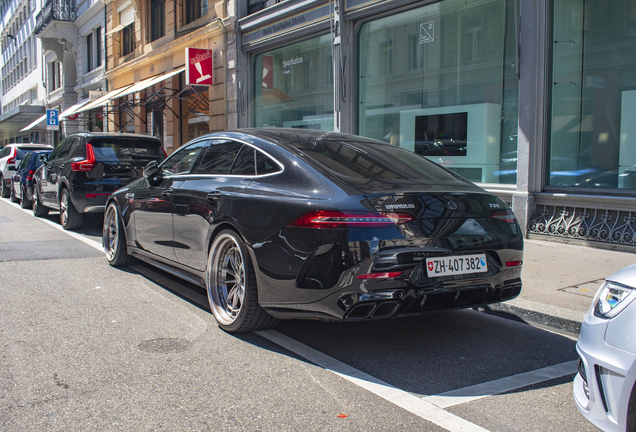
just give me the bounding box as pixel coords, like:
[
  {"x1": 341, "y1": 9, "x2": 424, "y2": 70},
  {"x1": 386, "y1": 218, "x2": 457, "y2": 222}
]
[
  {"x1": 3, "y1": 199, "x2": 103, "y2": 251},
  {"x1": 256, "y1": 329, "x2": 490, "y2": 432},
  {"x1": 423, "y1": 360, "x2": 577, "y2": 408}
]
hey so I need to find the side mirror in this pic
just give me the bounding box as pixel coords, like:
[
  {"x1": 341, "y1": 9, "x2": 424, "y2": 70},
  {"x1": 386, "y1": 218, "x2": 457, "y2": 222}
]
[{"x1": 143, "y1": 160, "x2": 159, "y2": 180}]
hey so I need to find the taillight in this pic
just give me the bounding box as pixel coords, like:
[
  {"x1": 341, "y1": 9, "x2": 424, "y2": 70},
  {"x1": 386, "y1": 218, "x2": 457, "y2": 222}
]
[
  {"x1": 505, "y1": 260, "x2": 522, "y2": 267},
  {"x1": 26, "y1": 170, "x2": 35, "y2": 181},
  {"x1": 357, "y1": 271, "x2": 403, "y2": 280},
  {"x1": 288, "y1": 211, "x2": 414, "y2": 229},
  {"x1": 161, "y1": 147, "x2": 168, "y2": 158},
  {"x1": 490, "y1": 210, "x2": 517, "y2": 224},
  {"x1": 86, "y1": 193, "x2": 111, "y2": 198},
  {"x1": 7, "y1": 148, "x2": 16, "y2": 164},
  {"x1": 71, "y1": 143, "x2": 96, "y2": 172}
]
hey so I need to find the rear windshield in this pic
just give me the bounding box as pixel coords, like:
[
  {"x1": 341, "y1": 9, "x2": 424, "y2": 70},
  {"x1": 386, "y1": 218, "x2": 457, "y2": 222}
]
[
  {"x1": 16, "y1": 147, "x2": 51, "y2": 159},
  {"x1": 89, "y1": 138, "x2": 163, "y2": 163},
  {"x1": 289, "y1": 138, "x2": 463, "y2": 182}
]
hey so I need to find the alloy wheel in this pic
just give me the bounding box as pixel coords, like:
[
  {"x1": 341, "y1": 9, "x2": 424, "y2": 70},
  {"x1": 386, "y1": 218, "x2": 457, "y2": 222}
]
[
  {"x1": 209, "y1": 234, "x2": 246, "y2": 326},
  {"x1": 103, "y1": 205, "x2": 119, "y2": 261},
  {"x1": 60, "y1": 192, "x2": 69, "y2": 226}
]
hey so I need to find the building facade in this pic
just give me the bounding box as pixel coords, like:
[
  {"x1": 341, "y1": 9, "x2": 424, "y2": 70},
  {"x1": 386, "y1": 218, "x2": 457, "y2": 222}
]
[
  {"x1": 0, "y1": 0, "x2": 46, "y2": 143},
  {"x1": 235, "y1": 0, "x2": 636, "y2": 250},
  {"x1": 73, "y1": 0, "x2": 239, "y2": 153}
]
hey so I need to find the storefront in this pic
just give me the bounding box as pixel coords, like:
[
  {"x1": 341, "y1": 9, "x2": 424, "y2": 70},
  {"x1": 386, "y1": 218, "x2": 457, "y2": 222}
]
[{"x1": 238, "y1": 0, "x2": 636, "y2": 250}]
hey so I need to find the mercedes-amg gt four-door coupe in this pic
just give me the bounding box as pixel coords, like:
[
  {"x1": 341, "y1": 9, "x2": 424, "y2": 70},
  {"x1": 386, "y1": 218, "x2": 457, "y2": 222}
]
[{"x1": 103, "y1": 129, "x2": 524, "y2": 333}]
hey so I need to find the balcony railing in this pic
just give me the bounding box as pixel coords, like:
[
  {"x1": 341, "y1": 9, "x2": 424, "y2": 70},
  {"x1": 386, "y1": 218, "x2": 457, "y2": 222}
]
[{"x1": 35, "y1": 0, "x2": 77, "y2": 35}]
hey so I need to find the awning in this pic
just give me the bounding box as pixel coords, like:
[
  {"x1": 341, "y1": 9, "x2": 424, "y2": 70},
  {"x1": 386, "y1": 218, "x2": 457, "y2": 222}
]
[
  {"x1": 20, "y1": 114, "x2": 47, "y2": 132},
  {"x1": 75, "y1": 85, "x2": 134, "y2": 114},
  {"x1": 115, "y1": 67, "x2": 185, "y2": 100},
  {"x1": 59, "y1": 98, "x2": 90, "y2": 120}
]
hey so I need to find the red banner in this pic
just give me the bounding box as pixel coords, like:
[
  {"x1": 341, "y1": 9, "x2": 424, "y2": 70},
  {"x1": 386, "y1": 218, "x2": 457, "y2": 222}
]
[{"x1": 186, "y1": 47, "x2": 213, "y2": 86}]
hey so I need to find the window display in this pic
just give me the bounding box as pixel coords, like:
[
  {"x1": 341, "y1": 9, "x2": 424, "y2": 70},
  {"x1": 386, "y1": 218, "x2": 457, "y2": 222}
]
[
  {"x1": 254, "y1": 34, "x2": 334, "y2": 130},
  {"x1": 358, "y1": 0, "x2": 519, "y2": 184},
  {"x1": 549, "y1": 0, "x2": 636, "y2": 190}
]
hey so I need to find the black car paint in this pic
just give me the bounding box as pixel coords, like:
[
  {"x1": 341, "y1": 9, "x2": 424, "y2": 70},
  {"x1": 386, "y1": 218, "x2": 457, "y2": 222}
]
[
  {"x1": 108, "y1": 129, "x2": 523, "y2": 322},
  {"x1": 33, "y1": 133, "x2": 163, "y2": 215}
]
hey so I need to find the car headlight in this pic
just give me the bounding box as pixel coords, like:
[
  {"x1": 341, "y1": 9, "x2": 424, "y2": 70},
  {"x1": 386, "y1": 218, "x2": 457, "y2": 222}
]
[{"x1": 593, "y1": 281, "x2": 636, "y2": 318}]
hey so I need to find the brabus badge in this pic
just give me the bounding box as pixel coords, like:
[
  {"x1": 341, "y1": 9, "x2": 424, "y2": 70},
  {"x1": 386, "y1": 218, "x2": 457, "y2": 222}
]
[
  {"x1": 446, "y1": 201, "x2": 458, "y2": 210},
  {"x1": 385, "y1": 203, "x2": 415, "y2": 210}
]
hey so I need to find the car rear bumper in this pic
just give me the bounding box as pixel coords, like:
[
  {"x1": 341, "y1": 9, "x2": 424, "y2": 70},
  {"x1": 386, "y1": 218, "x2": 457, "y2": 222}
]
[{"x1": 261, "y1": 269, "x2": 522, "y2": 321}]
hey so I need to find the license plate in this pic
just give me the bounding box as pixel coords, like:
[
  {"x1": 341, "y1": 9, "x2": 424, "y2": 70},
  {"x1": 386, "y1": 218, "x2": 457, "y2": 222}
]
[{"x1": 426, "y1": 254, "x2": 488, "y2": 277}]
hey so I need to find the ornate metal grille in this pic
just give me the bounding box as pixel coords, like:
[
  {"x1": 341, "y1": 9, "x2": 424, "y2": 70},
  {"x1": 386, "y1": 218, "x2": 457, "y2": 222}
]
[
  {"x1": 35, "y1": 0, "x2": 77, "y2": 35},
  {"x1": 529, "y1": 205, "x2": 636, "y2": 246}
]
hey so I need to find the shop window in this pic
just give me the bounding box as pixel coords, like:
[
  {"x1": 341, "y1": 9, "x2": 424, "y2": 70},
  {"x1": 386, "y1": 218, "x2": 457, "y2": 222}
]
[
  {"x1": 358, "y1": 0, "x2": 518, "y2": 185},
  {"x1": 181, "y1": 86, "x2": 210, "y2": 141},
  {"x1": 150, "y1": 0, "x2": 165, "y2": 41},
  {"x1": 121, "y1": 23, "x2": 135, "y2": 57},
  {"x1": 549, "y1": 0, "x2": 636, "y2": 190},
  {"x1": 88, "y1": 109, "x2": 104, "y2": 132},
  {"x1": 184, "y1": 0, "x2": 208, "y2": 24},
  {"x1": 254, "y1": 34, "x2": 334, "y2": 130}
]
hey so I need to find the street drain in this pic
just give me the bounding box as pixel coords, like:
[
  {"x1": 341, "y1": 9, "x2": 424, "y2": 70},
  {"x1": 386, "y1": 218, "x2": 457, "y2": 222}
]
[{"x1": 139, "y1": 338, "x2": 191, "y2": 354}]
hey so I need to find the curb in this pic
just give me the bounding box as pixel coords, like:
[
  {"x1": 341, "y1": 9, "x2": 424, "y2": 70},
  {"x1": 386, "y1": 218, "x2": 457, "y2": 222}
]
[{"x1": 483, "y1": 303, "x2": 582, "y2": 335}]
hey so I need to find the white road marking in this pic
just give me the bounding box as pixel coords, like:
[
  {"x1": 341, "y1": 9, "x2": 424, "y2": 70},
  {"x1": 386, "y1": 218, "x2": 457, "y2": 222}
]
[
  {"x1": 3, "y1": 198, "x2": 103, "y2": 251},
  {"x1": 423, "y1": 360, "x2": 578, "y2": 408},
  {"x1": 256, "y1": 329, "x2": 490, "y2": 432}
]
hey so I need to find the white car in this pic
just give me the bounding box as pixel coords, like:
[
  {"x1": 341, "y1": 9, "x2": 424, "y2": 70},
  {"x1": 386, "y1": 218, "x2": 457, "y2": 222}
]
[
  {"x1": 575, "y1": 264, "x2": 636, "y2": 432},
  {"x1": 0, "y1": 143, "x2": 53, "y2": 198}
]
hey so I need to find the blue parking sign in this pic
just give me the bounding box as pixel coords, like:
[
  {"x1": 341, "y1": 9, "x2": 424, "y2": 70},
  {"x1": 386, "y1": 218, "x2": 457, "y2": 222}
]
[{"x1": 46, "y1": 109, "x2": 59, "y2": 130}]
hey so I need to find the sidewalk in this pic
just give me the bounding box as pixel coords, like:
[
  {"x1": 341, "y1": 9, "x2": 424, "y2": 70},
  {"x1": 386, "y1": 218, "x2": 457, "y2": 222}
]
[{"x1": 490, "y1": 238, "x2": 636, "y2": 333}]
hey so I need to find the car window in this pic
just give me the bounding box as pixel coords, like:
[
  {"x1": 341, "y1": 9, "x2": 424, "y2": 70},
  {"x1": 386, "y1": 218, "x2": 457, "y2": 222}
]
[
  {"x1": 57, "y1": 139, "x2": 76, "y2": 160},
  {"x1": 0, "y1": 147, "x2": 9, "y2": 158},
  {"x1": 49, "y1": 138, "x2": 73, "y2": 161},
  {"x1": 255, "y1": 151, "x2": 281, "y2": 175},
  {"x1": 89, "y1": 138, "x2": 164, "y2": 163},
  {"x1": 16, "y1": 147, "x2": 51, "y2": 159},
  {"x1": 229, "y1": 146, "x2": 256, "y2": 176},
  {"x1": 16, "y1": 153, "x2": 31, "y2": 170},
  {"x1": 160, "y1": 140, "x2": 208, "y2": 177},
  {"x1": 196, "y1": 140, "x2": 243, "y2": 175},
  {"x1": 290, "y1": 138, "x2": 460, "y2": 182},
  {"x1": 34, "y1": 153, "x2": 49, "y2": 169}
]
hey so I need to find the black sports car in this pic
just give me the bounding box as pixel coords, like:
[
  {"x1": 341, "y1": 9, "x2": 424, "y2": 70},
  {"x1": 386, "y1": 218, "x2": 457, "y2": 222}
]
[{"x1": 103, "y1": 129, "x2": 523, "y2": 333}]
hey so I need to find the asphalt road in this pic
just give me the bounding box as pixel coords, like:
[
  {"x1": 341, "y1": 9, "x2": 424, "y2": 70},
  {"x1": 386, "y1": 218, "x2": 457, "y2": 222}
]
[{"x1": 0, "y1": 197, "x2": 598, "y2": 432}]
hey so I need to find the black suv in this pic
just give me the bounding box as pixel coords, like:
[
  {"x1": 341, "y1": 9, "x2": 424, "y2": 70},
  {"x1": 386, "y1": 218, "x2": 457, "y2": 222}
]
[{"x1": 32, "y1": 132, "x2": 165, "y2": 230}]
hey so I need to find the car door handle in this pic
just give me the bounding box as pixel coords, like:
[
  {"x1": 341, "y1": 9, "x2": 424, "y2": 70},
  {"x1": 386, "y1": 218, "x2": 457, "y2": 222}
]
[
  {"x1": 162, "y1": 188, "x2": 173, "y2": 198},
  {"x1": 207, "y1": 191, "x2": 222, "y2": 202}
]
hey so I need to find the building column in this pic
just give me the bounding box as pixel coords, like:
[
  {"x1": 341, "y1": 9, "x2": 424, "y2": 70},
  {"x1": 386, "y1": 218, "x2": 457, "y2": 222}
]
[{"x1": 513, "y1": 0, "x2": 549, "y2": 236}]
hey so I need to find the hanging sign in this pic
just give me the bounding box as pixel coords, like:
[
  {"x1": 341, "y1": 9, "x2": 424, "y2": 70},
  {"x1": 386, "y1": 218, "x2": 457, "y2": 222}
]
[{"x1": 186, "y1": 47, "x2": 213, "y2": 86}]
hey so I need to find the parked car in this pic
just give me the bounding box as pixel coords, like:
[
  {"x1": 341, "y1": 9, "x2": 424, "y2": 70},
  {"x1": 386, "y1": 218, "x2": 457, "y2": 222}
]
[
  {"x1": 575, "y1": 264, "x2": 636, "y2": 432},
  {"x1": 102, "y1": 129, "x2": 523, "y2": 333},
  {"x1": 10, "y1": 150, "x2": 52, "y2": 208},
  {"x1": 32, "y1": 132, "x2": 165, "y2": 230},
  {"x1": 0, "y1": 143, "x2": 54, "y2": 198}
]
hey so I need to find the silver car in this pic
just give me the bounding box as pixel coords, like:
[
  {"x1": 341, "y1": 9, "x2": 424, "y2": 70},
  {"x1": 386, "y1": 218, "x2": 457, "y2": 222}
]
[{"x1": 575, "y1": 264, "x2": 636, "y2": 432}]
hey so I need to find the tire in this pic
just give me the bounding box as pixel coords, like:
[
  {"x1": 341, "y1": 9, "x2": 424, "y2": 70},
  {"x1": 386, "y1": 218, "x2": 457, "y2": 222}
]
[
  {"x1": 0, "y1": 176, "x2": 9, "y2": 198},
  {"x1": 59, "y1": 188, "x2": 83, "y2": 230},
  {"x1": 103, "y1": 202, "x2": 133, "y2": 267},
  {"x1": 627, "y1": 383, "x2": 636, "y2": 432},
  {"x1": 32, "y1": 184, "x2": 49, "y2": 217},
  {"x1": 20, "y1": 185, "x2": 31, "y2": 209},
  {"x1": 9, "y1": 180, "x2": 19, "y2": 203},
  {"x1": 207, "y1": 230, "x2": 279, "y2": 333}
]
